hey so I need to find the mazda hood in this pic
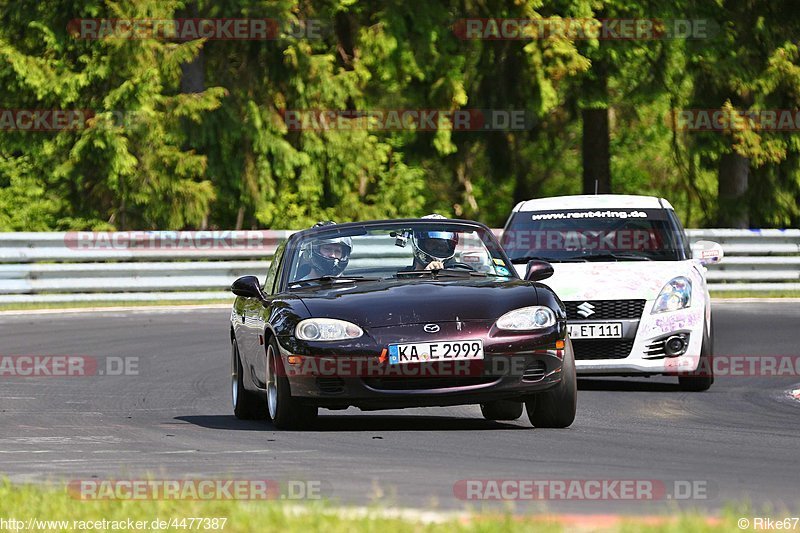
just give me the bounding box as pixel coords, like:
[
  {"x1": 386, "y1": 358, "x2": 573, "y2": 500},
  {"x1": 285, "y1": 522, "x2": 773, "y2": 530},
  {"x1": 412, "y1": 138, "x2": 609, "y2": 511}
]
[{"x1": 295, "y1": 279, "x2": 540, "y2": 328}]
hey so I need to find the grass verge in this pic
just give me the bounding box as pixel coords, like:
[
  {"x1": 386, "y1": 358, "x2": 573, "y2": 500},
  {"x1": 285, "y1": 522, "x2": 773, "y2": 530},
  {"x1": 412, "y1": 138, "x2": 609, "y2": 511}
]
[{"x1": 0, "y1": 479, "x2": 771, "y2": 532}]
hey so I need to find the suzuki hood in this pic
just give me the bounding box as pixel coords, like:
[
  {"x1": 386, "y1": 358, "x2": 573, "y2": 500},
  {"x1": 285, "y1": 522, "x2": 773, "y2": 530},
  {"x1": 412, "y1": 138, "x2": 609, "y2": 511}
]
[{"x1": 514, "y1": 261, "x2": 699, "y2": 302}]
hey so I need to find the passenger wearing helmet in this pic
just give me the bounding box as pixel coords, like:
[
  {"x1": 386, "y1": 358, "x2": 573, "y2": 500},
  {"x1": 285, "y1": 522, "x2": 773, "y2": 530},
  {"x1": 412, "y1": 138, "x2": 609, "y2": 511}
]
[
  {"x1": 299, "y1": 221, "x2": 353, "y2": 279},
  {"x1": 408, "y1": 214, "x2": 459, "y2": 270}
]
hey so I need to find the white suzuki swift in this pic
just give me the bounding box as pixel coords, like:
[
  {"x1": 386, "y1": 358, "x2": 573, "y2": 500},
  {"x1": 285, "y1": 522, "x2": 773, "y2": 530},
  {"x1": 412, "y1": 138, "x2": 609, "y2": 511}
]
[{"x1": 501, "y1": 194, "x2": 723, "y2": 391}]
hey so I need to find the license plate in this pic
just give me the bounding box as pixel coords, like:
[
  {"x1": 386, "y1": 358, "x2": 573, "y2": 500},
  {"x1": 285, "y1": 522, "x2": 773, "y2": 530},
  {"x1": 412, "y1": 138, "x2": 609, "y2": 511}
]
[
  {"x1": 388, "y1": 339, "x2": 484, "y2": 364},
  {"x1": 568, "y1": 323, "x2": 623, "y2": 339}
]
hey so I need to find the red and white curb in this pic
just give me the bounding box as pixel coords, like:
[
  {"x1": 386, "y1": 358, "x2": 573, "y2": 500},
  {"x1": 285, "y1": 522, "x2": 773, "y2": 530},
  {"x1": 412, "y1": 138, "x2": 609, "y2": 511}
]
[{"x1": 790, "y1": 389, "x2": 800, "y2": 402}]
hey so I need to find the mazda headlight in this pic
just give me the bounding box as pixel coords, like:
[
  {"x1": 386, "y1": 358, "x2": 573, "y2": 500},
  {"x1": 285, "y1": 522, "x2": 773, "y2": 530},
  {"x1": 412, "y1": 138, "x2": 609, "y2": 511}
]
[
  {"x1": 496, "y1": 306, "x2": 556, "y2": 330},
  {"x1": 295, "y1": 318, "x2": 363, "y2": 341},
  {"x1": 652, "y1": 277, "x2": 692, "y2": 314}
]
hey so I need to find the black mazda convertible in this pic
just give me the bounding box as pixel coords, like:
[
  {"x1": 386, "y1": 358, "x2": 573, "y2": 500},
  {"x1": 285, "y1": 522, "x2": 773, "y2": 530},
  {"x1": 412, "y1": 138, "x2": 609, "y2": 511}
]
[{"x1": 229, "y1": 218, "x2": 576, "y2": 429}]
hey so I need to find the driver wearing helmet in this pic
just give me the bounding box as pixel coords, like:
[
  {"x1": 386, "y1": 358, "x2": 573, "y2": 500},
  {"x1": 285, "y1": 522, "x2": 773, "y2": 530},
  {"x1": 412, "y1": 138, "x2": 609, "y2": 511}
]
[
  {"x1": 300, "y1": 221, "x2": 353, "y2": 280},
  {"x1": 408, "y1": 214, "x2": 459, "y2": 270}
]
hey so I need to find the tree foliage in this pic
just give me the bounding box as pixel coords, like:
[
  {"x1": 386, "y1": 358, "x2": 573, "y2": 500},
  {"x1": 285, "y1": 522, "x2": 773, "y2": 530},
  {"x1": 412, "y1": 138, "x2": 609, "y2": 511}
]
[{"x1": 0, "y1": 0, "x2": 798, "y2": 230}]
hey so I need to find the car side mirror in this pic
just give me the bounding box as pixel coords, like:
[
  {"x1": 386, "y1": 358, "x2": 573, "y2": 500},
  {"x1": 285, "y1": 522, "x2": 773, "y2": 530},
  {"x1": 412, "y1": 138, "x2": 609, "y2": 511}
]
[
  {"x1": 525, "y1": 260, "x2": 554, "y2": 281},
  {"x1": 231, "y1": 275, "x2": 266, "y2": 299},
  {"x1": 692, "y1": 240, "x2": 724, "y2": 266}
]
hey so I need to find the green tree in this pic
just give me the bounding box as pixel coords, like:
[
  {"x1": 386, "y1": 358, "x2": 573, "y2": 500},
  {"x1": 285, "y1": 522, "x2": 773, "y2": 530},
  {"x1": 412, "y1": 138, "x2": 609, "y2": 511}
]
[
  {"x1": 0, "y1": 0, "x2": 224, "y2": 230},
  {"x1": 684, "y1": 0, "x2": 800, "y2": 227}
]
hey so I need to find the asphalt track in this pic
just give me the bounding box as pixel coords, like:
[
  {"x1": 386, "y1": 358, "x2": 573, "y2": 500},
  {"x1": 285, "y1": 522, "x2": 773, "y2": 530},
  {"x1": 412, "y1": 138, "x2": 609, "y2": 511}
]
[{"x1": 1, "y1": 301, "x2": 798, "y2": 514}]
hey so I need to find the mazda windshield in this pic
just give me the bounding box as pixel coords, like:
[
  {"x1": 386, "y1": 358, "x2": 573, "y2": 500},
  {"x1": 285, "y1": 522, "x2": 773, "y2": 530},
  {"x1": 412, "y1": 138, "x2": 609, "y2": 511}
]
[{"x1": 285, "y1": 220, "x2": 517, "y2": 284}]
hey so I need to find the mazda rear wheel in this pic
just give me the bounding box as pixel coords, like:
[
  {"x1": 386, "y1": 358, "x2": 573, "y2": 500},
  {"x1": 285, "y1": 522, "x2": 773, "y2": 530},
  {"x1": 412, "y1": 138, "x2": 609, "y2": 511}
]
[{"x1": 232, "y1": 340, "x2": 266, "y2": 420}]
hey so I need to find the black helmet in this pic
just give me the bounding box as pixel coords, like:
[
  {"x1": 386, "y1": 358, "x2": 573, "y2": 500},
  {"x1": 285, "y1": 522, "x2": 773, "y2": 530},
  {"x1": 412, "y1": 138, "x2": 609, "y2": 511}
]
[
  {"x1": 309, "y1": 221, "x2": 352, "y2": 276},
  {"x1": 411, "y1": 214, "x2": 458, "y2": 264}
]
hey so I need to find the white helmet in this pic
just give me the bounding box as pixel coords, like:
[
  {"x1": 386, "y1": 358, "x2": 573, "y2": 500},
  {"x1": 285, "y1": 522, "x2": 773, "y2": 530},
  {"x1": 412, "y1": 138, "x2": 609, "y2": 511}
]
[{"x1": 411, "y1": 214, "x2": 458, "y2": 264}]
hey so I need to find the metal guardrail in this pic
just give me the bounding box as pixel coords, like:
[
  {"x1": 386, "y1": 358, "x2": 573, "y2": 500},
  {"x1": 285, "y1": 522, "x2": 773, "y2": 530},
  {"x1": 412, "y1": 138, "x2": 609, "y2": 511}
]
[
  {"x1": 0, "y1": 229, "x2": 797, "y2": 303},
  {"x1": 685, "y1": 229, "x2": 800, "y2": 291}
]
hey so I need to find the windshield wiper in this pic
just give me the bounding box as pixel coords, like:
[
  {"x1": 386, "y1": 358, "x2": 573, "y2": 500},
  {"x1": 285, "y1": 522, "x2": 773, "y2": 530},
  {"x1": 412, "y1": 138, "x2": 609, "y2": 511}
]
[
  {"x1": 396, "y1": 269, "x2": 487, "y2": 279},
  {"x1": 510, "y1": 255, "x2": 587, "y2": 264},
  {"x1": 580, "y1": 252, "x2": 652, "y2": 262},
  {"x1": 288, "y1": 275, "x2": 381, "y2": 287}
]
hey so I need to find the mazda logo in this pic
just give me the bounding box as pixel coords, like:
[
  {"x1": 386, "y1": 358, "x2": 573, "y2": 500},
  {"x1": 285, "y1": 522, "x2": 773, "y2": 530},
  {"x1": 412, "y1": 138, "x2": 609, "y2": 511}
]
[{"x1": 423, "y1": 324, "x2": 440, "y2": 333}]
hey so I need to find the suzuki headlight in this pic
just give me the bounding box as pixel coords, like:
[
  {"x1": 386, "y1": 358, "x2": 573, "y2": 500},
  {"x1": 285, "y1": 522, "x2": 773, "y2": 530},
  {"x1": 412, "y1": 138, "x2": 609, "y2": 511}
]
[
  {"x1": 496, "y1": 306, "x2": 556, "y2": 330},
  {"x1": 295, "y1": 318, "x2": 363, "y2": 341},
  {"x1": 652, "y1": 277, "x2": 692, "y2": 314}
]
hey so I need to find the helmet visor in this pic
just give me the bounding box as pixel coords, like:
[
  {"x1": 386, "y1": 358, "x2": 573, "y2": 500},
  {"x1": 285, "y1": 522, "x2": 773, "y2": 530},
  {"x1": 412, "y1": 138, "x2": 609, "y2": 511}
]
[
  {"x1": 318, "y1": 242, "x2": 348, "y2": 260},
  {"x1": 416, "y1": 231, "x2": 457, "y2": 259}
]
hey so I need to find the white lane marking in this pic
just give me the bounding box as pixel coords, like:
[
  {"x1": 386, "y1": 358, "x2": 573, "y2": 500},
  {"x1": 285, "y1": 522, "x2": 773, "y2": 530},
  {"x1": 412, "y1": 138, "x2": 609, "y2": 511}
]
[
  {"x1": 3, "y1": 436, "x2": 122, "y2": 444},
  {"x1": 0, "y1": 449, "x2": 306, "y2": 456},
  {"x1": 0, "y1": 450, "x2": 66, "y2": 454},
  {"x1": 37, "y1": 459, "x2": 90, "y2": 463},
  {"x1": 217, "y1": 450, "x2": 288, "y2": 454},
  {"x1": 0, "y1": 304, "x2": 230, "y2": 317},
  {"x1": 0, "y1": 397, "x2": 36, "y2": 399},
  {"x1": 153, "y1": 450, "x2": 199, "y2": 455},
  {"x1": 90, "y1": 450, "x2": 149, "y2": 454},
  {"x1": 151, "y1": 449, "x2": 313, "y2": 455}
]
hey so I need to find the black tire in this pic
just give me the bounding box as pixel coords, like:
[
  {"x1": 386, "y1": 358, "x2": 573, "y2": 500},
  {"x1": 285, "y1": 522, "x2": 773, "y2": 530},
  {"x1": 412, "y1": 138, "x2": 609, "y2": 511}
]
[
  {"x1": 232, "y1": 340, "x2": 267, "y2": 420},
  {"x1": 679, "y1": 318, "x2": 714, "y2": 392},
  {"x1": 480, "y1": 400, "x2": 523, "y2": 421},
  {"x1": 525, "y1": 338, "x2": 577, "y2": 428},
  {"x1": 266, "y1": 336, "x2": 318, "y2": 430}
]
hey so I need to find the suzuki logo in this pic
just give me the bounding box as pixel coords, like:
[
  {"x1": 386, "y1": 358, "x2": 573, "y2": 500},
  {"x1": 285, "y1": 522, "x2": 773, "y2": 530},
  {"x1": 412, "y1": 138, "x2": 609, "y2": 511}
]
[
  {"x1": 576, "y1": 302, "x2": 596, "y2": 318},
  {"x1": 423, "y1": 324, "x2": 440, "y2": 333}
]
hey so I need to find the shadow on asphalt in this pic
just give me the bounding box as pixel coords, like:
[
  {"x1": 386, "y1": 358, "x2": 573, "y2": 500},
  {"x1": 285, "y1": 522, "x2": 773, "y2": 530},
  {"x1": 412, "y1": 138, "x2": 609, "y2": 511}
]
[
  {"x1": 578, "y1": 378, "x2": 681, "y2": 392},
  {"x1": 176, "y1": 414, "x2": 529, "y2": 432},
  {"x1": 175, "y1": 415, "x2": 267, "y2": 431}
]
